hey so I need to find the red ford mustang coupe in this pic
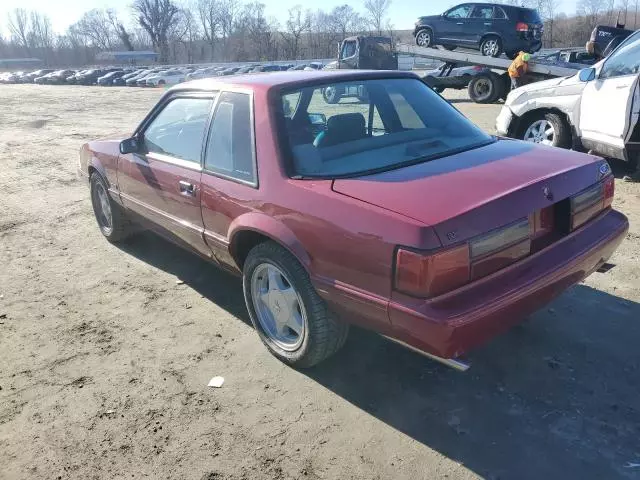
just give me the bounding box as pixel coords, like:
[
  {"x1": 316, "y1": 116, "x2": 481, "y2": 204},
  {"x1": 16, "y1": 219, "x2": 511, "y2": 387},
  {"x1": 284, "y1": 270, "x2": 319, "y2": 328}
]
[{"x1": 79, "y1": 70, "x2": 628, "y2": 370}]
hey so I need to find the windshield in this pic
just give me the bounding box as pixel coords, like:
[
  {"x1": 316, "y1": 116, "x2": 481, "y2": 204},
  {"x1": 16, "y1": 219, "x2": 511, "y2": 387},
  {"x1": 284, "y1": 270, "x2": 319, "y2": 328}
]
[{"x1": 280, "y1": 78, "x2": 492, "y2": 178}]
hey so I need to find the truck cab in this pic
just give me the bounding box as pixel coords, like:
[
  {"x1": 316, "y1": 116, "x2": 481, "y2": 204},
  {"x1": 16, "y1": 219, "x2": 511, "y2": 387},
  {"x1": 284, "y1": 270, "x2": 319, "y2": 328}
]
[{"x1": 336, "y1": 36, "x2": 398, "y2": 71}]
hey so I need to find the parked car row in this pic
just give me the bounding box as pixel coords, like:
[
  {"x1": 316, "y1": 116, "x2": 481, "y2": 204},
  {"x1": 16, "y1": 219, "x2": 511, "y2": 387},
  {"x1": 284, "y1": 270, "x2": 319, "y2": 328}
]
[{"x1": 0, "y1": 62, "x2": 326, "y2": 87}]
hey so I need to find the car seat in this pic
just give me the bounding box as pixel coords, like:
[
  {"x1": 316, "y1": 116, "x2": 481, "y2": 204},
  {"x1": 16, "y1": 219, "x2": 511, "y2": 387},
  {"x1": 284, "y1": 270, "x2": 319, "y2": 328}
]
[{"x1": 313, "y1": 113, "x2": 367, "y2": 148}]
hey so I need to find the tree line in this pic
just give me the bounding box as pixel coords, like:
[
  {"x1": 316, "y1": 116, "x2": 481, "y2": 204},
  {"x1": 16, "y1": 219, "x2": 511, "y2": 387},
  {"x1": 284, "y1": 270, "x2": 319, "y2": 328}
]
[{"x1": 0, "y1": 0, "x2": 638, "y2": 67}]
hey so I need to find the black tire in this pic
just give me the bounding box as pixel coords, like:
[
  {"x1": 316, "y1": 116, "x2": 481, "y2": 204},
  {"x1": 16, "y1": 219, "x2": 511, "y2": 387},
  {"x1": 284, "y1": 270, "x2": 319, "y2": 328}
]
[
  {"x1": 433, "y1": 86, "x2": 444, "y2": 94},
  {"x1": 158, "y1": 80, "x2": 165, "y2": 86},
  {"x1": 480, "y1": 35, "x2": 503, "y2": 57},
  {"x1": 442, "y1": 45, "x2": 457, "y2": 51},
  {"x1": 505, "y1": 50, "x2": 519, "y2": 60},
  {"x1": 89, "y1": 172, "x2": 131, "y2": 243},
  {"x1": 468, "y1": 72, "x2": 501, "y2": 104},
  {"x1": 322, "y1": 86, "x2": 342, "y2": 104},
  {"x1": 243, "y1": 241, "x2": 349, "y2": 368},
  {"x1": 415, "y1": 28, "x2": 433, "y2": 48},
  {"x1": 518, "y1": 112, "x2": 572, "y2": 149}
]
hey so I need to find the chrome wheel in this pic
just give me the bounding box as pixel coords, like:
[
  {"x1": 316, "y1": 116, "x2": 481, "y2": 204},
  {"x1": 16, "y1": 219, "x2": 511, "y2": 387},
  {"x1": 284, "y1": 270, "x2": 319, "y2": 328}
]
[
  {"x1": 524, "y1": 119, "x2": 556, "y2": 146},
  {"x1": 416, "y1": 30, "x2": 431, "y2": 47},
  {"x1": 482, "y1": 39, "x2": 500, "y2": 56},
  {"x1": 250, "y1": 263, "x2": 306, "y2": 351},
  {"x1": 91, "y1": 181, "x2": 113, "y2": 232}
]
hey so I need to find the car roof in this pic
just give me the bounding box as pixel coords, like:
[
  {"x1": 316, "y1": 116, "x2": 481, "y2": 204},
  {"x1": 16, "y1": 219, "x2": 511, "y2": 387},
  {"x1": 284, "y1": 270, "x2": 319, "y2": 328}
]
[{"x1": 172, "y1": 70, "x2": 419, "y2": 94}]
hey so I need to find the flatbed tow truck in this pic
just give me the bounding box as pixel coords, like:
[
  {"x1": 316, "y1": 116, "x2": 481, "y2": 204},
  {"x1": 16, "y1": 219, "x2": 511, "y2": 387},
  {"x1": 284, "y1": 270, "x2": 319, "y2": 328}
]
[{"x1": 396, "y1": 43, "x2": 579, "y2": 103}]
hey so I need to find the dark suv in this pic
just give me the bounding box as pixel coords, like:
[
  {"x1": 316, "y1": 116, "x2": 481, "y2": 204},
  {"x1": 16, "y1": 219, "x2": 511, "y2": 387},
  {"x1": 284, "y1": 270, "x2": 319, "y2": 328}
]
[{"x1": 413, "y1": 3, "x2": 543, "y2": 58}]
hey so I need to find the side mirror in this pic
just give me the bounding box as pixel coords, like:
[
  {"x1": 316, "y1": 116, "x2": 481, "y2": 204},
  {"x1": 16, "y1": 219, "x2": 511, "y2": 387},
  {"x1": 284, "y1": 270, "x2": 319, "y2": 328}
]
[
  {"x1": 308, "y1": 113, "x2": 327, "y2": 126},
  {"x1": 119, "y1": 137, "x2": 140, "y2": 154},
  {"x1": 578, "y1": 67, "x2": 596, "y2": 82}
]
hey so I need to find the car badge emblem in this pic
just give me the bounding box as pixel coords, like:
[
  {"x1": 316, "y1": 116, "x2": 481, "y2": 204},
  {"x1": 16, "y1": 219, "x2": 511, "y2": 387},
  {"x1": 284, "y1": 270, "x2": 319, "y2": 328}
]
[
  {"x1": 599, "y1": 162, "x2": 611, "y2": 178},
  {"x1": 446, "y1": 231, "x2": 457, "y2": 241},
  {"x1": 543, "y1": 186, "x2": 553, "y2": 201}
]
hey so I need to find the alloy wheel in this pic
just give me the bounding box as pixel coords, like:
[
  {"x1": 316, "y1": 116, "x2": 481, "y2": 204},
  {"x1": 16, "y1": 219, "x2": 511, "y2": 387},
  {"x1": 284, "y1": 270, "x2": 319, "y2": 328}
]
[
  {"x1": 92, "y1": 182, "x2": 113, "y2": 232},
  {"x1": 482, "y1": 39, "x2": 499, "y2": 56},
  {"x1": 416, "y1": 31, "x2": 431, "y2": 47},
  {"x1": 523, "y1": 119, "x2": 556, "y2": 146},
  {"x1": 250, "y1": 263, "x2": 307, "y2": 351}
]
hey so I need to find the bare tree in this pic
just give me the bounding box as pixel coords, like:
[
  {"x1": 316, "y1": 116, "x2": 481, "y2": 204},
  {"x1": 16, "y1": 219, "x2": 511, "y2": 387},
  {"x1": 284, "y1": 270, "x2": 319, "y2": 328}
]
[
  {"x1": 579, "y1": 0, "x2": 609, "y2": 28},
  {"x1": 7, "y1": 9, "x2": 32, "y2": 55},
  {"x1": 242, "y1": 2, "x2": 276, "y2": 60},
  {"x1": 197, "y1": 0, "x2": 221, "y2": 60},
  {"x1": 172, "y1": 9, "x2": 200, "y2": 62},
  {"x1": 73, "y1": 9, "x2": 117, "y2": 50},
  {"x1": 108, "y1": 10, "x2": 135, "y2": 51},
  {"x1": 329, "y1": 5, "x2": 363, "y2": 39},
  {"x1": 218, "y1": 0, "x2": 240, "y2": 60},
  {"x1": 132, "y1": 0, "x2": 182, "y2": 63},
  {"x1": 363, "y1": 0, "x2": 391, "y2": 35},
  {"x1": 280, "y1": 6, "x2": 311, "y2": 59},
  {"x1": 29, "y1": 11, "x2": 54, "y2": 51}
]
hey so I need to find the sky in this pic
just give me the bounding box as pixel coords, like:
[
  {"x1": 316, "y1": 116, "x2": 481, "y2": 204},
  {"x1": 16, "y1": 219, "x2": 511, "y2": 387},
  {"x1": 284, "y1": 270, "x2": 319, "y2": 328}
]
[{"x1": 0, "y1": 0, "x2": 578, "y2": 36}]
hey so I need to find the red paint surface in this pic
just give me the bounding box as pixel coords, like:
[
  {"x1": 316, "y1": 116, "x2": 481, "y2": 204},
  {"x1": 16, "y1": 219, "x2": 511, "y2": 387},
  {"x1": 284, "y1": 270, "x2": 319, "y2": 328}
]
[{"x1": 79, "y1": 71, "x2": 629, "y2": 360}]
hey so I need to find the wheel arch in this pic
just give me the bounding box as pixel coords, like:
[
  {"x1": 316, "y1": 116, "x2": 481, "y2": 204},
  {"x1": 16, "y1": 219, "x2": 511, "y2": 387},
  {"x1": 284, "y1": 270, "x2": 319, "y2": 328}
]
[
  {"x1": 479, "y1": 32, "x2": 503, "y2": 46},
  {"x1": 228, "y1": 213, "x2": 312, "y2": 273},
  {"x1": 516, "y1": 107, "x2": 572, "y2": 137}
]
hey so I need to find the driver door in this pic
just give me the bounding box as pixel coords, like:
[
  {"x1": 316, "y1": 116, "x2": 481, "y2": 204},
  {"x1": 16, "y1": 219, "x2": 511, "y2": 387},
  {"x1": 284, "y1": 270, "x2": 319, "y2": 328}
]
[
  {"x1": 579, "y1": 32, "x2": 640, "y2": 159},
  {"x1": 118, "y1": 94, "x2": 217, "y2": 258}
]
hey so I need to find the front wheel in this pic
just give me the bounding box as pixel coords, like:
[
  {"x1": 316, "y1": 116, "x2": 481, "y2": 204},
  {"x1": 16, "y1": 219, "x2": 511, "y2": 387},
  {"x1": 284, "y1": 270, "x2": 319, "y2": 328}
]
[
  {"x1": 415, "y1": 29, "x2": 433, "y2": 48},
  {"x1": 243, "y1": 242, "x2": 349, "y2": 368},
  {"x1": 520, "y1": 112, "x2": 572, "y2": 149},
  {"x1": 90, "y1": 173, "x2": 132, "y2": 242}
]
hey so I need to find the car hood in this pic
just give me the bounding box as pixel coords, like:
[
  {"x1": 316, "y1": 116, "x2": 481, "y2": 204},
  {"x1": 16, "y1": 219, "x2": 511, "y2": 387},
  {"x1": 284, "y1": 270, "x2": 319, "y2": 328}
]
[
  {"x1": 332, "y1": 139, "x2": 606, "y2": 246},
  {"x1": 505, "y1": 72, "x2": 586, "y2": 105},
  {"x1": 418, "y1": 15, "x2": 441, "y2": 23}
]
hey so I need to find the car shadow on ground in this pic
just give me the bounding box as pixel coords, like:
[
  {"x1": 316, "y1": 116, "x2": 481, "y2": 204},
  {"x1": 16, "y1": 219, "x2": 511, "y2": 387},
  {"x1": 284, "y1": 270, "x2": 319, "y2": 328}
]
[
  {"x1": 119, "y1": 232, "x2": 640, "y2": 480},
  {"x1": 117, "y1": 231, "x2": 251, "y2": 327}
]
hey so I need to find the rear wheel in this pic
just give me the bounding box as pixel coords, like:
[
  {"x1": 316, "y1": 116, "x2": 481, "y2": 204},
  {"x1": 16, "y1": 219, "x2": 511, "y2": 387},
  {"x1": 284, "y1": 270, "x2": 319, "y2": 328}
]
[
  {"x1": 467, "y1": 72, "x2": 502, "y2": 103},
  {"x1": 505, "y1": 50, "x2": 519, "y2": 60},
  {"x1": 442, "y1": 45, "x2": 457, "y2": 51},
  {"x1": 243, "y1": 242, "x2": 349, "y2": 368},
  {"x1": 415, "y1": 28, "x2": 433, "y2": 48},
  {"x1": 480, "y1": 36, "x2": 503, "y2": 57},
  {"x1": 520, "y1": 112, "x2": 572, "y2": 148}
]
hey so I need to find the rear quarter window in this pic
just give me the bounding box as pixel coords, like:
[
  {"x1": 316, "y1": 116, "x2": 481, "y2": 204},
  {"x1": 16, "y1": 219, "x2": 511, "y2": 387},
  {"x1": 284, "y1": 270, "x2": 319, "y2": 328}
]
[{"x1": 517, "y1": 8, "x2": 542, "y2": 23}]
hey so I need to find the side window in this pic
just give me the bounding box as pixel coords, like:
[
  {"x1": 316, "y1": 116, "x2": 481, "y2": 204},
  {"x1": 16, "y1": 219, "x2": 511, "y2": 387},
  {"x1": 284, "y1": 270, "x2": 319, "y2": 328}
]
[
  {"x1": 470, "y1": 6, "x2": 493, "y2": 19},
  {"x1": 143, "y1": 97, "x2": 214, "y2": 163},
  {"x1": 445, "y1": 4, "x2": 472, "y2": 18},
  {"x1": 341, "y1": 41, "x2": 357, "y2": 59},
  {"x1": 205, "y1": 92, "x2": 256, "y2": 183},
  {"x1": 493, "y1": 7, "x2": 507, "y2": 19},
  {"x1": 600, "y1": 33, "x2": 640, "y2": 79}
]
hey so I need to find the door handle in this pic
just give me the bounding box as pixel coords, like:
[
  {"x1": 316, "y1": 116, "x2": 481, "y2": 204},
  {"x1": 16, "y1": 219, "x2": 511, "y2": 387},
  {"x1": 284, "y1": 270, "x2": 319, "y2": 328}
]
[
  {"x1": 616, "y1": 84, "x2": 631, "y2": 89},
  {"x1": 484, "y1": 22, "x2": 492, "y2": 25},
  {"x1": 456, "y1": 22, "x2": 464, "y2": 25},
  {"x1": 179, "y1": 180, "x2": 197, "y2": 196}
]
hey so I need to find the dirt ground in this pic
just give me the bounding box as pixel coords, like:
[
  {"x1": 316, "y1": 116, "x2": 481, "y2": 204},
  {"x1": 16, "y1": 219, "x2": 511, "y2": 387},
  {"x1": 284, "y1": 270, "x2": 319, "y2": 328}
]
[{"x1": 1, "y1": 84, "x2": 639, "y2": 480}]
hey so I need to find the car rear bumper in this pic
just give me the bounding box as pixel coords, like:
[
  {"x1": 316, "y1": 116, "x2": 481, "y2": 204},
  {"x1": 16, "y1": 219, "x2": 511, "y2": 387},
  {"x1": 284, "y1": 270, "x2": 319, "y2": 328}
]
[{"x1": 387, "y1": 209, "x2": 628, "y2": 359}]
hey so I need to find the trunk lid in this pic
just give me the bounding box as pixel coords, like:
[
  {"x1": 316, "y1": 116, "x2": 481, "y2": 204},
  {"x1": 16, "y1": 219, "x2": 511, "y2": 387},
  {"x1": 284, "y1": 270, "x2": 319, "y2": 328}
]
[{"x1": 332, "y1": 139, "x2": 606, "y2": 247}]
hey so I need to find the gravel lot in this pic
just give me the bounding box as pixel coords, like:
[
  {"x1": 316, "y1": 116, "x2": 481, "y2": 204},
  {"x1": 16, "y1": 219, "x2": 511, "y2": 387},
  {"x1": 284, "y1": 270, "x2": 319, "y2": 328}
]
[{"x1": 1, "y1": 84, "x2": 639, "y2": 480}]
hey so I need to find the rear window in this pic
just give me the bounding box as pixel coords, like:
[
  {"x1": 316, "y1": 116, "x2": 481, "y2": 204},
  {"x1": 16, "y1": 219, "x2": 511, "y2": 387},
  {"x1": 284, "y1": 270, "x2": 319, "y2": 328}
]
[
  {"x1": 517, "y1": 8, "x2": 542, "y2": 24},
  {"x1": 279, "y1": 78, "x2": 492, "y2": 178}
]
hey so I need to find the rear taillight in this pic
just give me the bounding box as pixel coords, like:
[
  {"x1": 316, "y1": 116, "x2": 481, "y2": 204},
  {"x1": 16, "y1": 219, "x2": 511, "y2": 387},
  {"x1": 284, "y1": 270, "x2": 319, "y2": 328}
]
[
  {"x1": 394, "y1": 218, "x2": 530, "y2": 298},
  {"x1": 570, "y1": 175, "x2": 614, "y2": 230},
  {"x1": 395, "y1": 245, "x2": 470, "y2": 298},
  {"x1": 516, "y1": 22, "x2": 529, "y2": 32}
]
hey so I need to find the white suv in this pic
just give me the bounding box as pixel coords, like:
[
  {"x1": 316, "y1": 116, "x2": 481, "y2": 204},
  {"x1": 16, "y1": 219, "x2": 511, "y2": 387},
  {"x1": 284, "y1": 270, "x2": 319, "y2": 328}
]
[{"x1": 496, "y1": 30, "x2": 640, "y2": 165}]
